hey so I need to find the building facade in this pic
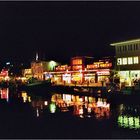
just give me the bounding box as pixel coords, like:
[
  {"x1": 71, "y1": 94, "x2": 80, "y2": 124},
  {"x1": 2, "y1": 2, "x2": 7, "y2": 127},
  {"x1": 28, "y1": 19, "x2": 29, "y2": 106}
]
[
  {"x1": 111, "y1": 39, "x2": 140, "y2": 86},
  {"x1": 46, "y1": 56, "x2": 112, "y2": 85},
  {"x1": 22, "y1": 69, "x2": 32, "y2": 79},
  {"x1": 31, "y1": 60, "x2": 60, "y2": 80}
]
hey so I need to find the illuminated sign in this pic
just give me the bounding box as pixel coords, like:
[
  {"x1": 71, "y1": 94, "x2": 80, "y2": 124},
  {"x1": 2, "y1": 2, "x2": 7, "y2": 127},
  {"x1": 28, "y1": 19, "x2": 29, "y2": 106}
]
[
  {"x1": 97, "y1": 70, "x2": 110, "y2": 75},
  {"x1": 72, "y1": 65, "x2": 82, "y2": 70},
  {"x1": 55, "y1": 65, "x2": 69, "y2": 71},
  {"x1": 87, "y1": 62, "x2": 112, "y2": 69}
]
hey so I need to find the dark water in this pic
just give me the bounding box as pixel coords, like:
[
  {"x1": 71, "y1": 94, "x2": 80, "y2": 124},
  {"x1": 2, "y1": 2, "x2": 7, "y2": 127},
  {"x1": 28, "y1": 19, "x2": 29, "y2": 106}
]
[{"x1": 0, "y1": 88, "x2": 140, "y2": 138}]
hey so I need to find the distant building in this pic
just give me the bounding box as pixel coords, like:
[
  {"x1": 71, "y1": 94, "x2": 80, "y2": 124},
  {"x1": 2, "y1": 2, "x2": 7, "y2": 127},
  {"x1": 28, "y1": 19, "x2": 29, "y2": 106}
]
[
  {"x1": 31, "y1": 60, "x2": 60, "y2": 80},
  {"x1": 110, "y1": 38, "x2": 140, "y2": 86},
  {"x1": 71, "y1": 56, "x2": 94, "y2": 71},
  {"x1": 48, "y1": 56, "x2": 112, "y2": 85},
  {"x1": 0, "y1": 69, "x2": 9, "y2": 81},
  {"x1": 22, "y1": 69, "x2": 32, "y2": 79},
  {"x1": 70, "y1": 56, "x2": 94, "y2": 82}
]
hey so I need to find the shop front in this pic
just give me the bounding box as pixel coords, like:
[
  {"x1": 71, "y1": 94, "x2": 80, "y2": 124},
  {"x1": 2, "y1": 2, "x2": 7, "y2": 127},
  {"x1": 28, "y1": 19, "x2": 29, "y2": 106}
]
[
  {"x1": 71, "y1": 72, "x2": 83, "y2": 84},
  {"x1": 119, "y1": 70, "x2": 140, "y2": 86}
]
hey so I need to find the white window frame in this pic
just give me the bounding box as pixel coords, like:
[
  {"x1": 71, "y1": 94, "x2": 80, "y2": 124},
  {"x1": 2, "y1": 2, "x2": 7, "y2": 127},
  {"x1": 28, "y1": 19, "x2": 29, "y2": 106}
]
[
  {"x1": 133, "y1": 56, "x2": 139, "y2": 64},
  {"x1": 122, "y1": 58, "x2": 127, "y2": 65},
  {"x1": 128, "y1": 57, "x2": 133, "y2": 65},
  {"x1": 117, "y1": 58, "x2": 122, "y2": 65}
]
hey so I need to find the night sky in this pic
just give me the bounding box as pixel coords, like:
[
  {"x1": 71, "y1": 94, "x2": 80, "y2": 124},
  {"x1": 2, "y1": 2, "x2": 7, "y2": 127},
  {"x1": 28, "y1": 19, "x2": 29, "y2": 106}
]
[{"x1": 0, "y1": 2, "x2": 140, "y2": 64}]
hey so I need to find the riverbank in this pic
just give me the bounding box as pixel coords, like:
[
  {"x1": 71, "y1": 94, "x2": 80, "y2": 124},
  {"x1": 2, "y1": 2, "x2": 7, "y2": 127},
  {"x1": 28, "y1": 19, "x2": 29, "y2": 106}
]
[{"x1": 2, "y1": 81, "x2": 140, "y2": 104}]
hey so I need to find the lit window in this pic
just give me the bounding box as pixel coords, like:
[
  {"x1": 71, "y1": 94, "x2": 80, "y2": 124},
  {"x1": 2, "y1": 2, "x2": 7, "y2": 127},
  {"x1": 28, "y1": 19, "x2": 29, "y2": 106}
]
[
  {"x1": 73, "y1": 59, "x2": 82, "y2": 65},
  {"x1": 128, "y1": 57, "x2": 133, "y2": 64},
  {"x1": 133, "y1": 56, "x2": 139, "y2": 64},
  {"x1": 117, "y1": 58, "x2": 122, "y2": 65},
  {"x1": 122, "y1": 58, "x2": 127, "y2": 65}
]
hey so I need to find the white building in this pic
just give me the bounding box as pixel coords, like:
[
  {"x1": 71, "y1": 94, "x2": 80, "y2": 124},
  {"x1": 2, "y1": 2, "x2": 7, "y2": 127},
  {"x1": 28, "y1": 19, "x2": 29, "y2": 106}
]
[{"x1": 110, "y1": 39, "x2": 140, "y2": 86}]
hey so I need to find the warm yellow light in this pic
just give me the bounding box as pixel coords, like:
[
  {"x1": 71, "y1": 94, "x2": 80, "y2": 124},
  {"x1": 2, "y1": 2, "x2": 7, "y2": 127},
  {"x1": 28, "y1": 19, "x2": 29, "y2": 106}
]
[
  {"x1": 28, "y1": 96, "x2": 31, "y2": 102},
  {"x1": 22, "y1": 92, "x2": 27, "y2": 103}
]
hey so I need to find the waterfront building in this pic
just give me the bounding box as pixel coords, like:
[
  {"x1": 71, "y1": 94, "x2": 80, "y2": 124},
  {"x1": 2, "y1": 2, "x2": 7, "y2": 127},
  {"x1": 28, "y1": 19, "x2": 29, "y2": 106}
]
[
  {"x1": 85, "y1": 59, "x2": 112, "y2": 84},
  {"x1": 22, "y1": 68, "x2": 32, "y2": 79},
  {"x1": 46, "y1": 56, "x2": 112, "y2": 85},
  {"x1": 70, "y1": 56, "x2": 94, "y2": 83},
  {"x1": 0, "y1": 69, "x2": 9, "y2": 81},
  {"x1": 111, "y1": 39, "x2": 140, "y2": 86},
  {"x1": 31, "y1": 60, "x2": 60, "y2": 80}
]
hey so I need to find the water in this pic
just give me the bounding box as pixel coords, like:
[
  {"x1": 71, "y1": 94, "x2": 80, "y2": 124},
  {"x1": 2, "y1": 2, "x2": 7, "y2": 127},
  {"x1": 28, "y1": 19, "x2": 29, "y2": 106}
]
[{"x1": 0, "y1": 88, "x2": 140, "y2": 138}]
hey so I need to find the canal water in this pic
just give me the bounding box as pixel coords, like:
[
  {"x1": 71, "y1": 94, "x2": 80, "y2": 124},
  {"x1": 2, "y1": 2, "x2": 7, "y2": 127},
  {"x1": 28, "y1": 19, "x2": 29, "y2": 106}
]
[{"x1": 0, "y1": 88, "x2": 140, "y2": 138}]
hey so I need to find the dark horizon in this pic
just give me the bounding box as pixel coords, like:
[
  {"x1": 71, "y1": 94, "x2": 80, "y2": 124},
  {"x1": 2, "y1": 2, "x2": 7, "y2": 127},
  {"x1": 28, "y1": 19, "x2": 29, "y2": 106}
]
[{"x1": 0, "y1": 2, "x2": 140, "y2": 63}]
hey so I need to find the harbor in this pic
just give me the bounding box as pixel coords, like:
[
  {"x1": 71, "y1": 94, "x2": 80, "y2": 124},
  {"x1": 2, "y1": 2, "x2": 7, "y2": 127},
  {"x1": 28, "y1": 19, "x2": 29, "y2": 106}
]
[{"x1": 0, "y1": 1, "x2": 140, "y2": 138}]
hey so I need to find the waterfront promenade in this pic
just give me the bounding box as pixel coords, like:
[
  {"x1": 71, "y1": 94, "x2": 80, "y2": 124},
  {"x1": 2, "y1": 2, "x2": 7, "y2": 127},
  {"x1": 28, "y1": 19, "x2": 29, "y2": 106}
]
[{"x1": 53, "y1": 82, "x2": 103, "y2": 87}]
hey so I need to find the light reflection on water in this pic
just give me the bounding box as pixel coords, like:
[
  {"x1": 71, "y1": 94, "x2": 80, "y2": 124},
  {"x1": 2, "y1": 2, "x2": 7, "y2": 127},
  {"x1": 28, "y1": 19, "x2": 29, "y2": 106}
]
[
  {"x1": 0, "y1": 88, "x2": 9, "y2": 102},
  {"x1": 117, "y1": 104, "x2": 140, "y2": 130},
  {"x1": 19, "y1": 90, "x2": 140, "y2": 131},
  {"x1": 1, "y1": 88, "x2": 140, "y2": 133},
  {"x1": 19, "y1": 90, "x2": 111, "y2": 120}
]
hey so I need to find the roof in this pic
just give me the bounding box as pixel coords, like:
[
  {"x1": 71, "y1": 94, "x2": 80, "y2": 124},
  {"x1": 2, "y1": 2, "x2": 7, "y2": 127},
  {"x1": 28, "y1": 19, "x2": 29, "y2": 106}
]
[{"x1": 110, "y1": 39, "x2": 140, "y2": 46}]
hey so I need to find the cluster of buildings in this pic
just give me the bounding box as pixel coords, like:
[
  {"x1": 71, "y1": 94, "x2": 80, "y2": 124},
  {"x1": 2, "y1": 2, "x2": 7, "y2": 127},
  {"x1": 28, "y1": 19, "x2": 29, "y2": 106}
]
[
  {"x1": 20, "y1": 38, "x2": 140, "y2": 87},
  {"x1": 22, "y1": 56, "x2": 113, "y2": 86}
]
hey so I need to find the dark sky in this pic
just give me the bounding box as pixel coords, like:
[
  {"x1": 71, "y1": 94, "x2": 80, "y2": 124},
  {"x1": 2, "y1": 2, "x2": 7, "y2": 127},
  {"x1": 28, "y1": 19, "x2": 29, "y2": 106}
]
[{"x1": 0, "y1": 2, "x2": 140, "y2": 64}]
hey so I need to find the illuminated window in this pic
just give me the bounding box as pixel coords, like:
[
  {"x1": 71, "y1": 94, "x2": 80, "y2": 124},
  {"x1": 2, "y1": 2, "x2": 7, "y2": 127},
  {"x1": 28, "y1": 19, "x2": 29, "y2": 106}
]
[
  {"x1": 117, "y1": 58, "x2": 122, "y2": 65},
  {"x1": 133, "y1": 56, "x2": 139, "y2": 64},
  {"x1": 72, "y1": 59, "x2": 82, "y2": 65},
  {"x1": 122, "y1": 58, "x2": 127, "y2": 65},
  {"x1": 128, "y1": 57, "x2": 133, "y2": 64}
]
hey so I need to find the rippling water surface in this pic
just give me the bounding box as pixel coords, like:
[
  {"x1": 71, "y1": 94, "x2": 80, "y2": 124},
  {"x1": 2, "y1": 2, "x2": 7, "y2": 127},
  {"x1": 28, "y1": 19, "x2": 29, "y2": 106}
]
[{"x1": 0, "y1": 88, "x2": 140, "y2": 138}]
